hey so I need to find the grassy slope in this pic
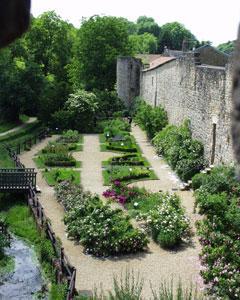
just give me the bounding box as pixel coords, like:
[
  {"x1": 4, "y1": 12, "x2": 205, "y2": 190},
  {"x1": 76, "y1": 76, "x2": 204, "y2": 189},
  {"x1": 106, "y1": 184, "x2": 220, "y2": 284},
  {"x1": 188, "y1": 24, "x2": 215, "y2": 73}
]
[
  {"x1": 0, "y1": 115, "x2": 30, "y2": 134},
  {"x1": 0, "y1": 122, "x2": 42, "y2": 167}
]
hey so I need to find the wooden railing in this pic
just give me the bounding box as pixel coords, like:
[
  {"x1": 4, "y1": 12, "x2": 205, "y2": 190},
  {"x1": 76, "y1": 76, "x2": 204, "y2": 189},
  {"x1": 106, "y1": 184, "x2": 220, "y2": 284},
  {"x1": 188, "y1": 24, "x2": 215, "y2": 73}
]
[
  {"x1": 28, "y1": 185, "x2": 76, "y2": 299},
  {"x1": 5, "y1": 136, "x2": 77, "y2": 300},
  {"x1": 0, "y1": 168, "x2": 36, "y2": 191}
]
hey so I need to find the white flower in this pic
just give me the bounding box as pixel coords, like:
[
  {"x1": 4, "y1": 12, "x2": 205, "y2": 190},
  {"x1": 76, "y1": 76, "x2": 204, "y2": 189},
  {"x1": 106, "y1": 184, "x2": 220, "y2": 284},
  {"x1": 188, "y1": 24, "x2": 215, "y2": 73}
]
[
  {"x1": 129, "y1": 168, "x2": 132, "y2": 172},
  {"x1": 121, "y1": 142, "x2": 124, "y2": 146},
  {"x1": 134, "y1": 202, "x2": 139, "y2": 207}
]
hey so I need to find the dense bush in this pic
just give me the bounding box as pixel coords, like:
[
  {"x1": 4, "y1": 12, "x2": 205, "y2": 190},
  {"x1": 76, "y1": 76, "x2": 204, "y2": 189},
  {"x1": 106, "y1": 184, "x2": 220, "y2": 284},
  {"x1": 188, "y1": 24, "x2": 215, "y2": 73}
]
[
  {"x1": 95, "y1": 90, "x2": 125, "y2": 118},
  {"x1": 195, "y1": 190, "x2": 228, "y2": 217},
  {"x1": 103, "y1": 118, "x2": 131, "y2": 140},
  {"x1": 144, "y1": 193, "x2": 191, "y2": 248},
  {"x1": 153, "y1": 120, "x2": 204, "y2": 181},
  {"x1": 61, "y1": 129, "x2": 80, "y2": 143},
  {"x1": 135, "y1": 100, "x2": 168, "y2": 139},
  {"x1": 52, "y1": 89, "x2": 98, "y2": 132},
  {"x1": 103, "y1": 181, "x2": 191, "y2": 249},
  {"x1": 193, "y1": 166, "x2": 240, "y2": 299},
  {"x1": 192, "y1": 165, "x2": 240, "y2": 195},
  {"x1": 42, "y1": 142, "x2": 69, "y2": 154},
  {"x1": 55, "y1": 182, "x2": 148, "y2": 256},
  {"x1": 44, "y1": 152, "x2": 76, "y2": 167}
]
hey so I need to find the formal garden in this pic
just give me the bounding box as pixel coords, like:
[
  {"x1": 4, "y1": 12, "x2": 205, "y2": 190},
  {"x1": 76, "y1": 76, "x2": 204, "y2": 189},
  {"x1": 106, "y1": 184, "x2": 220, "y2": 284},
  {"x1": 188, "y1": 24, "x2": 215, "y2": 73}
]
[{"x1": 0, "y1": 10, "x2": 238, "y2": 300}]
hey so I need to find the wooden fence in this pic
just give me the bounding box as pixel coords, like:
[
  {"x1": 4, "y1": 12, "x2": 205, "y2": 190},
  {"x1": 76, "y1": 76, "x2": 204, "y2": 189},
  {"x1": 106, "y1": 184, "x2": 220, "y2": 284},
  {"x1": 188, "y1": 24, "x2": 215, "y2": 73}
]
[
  {"x1": 5, "y1": 136, "x2": 77, "y2": 300},
  {"x1": 0, "y1": 168, "x2": 36, "y2": 191},
  {"x1": 28, "y1": 185, "x2": 76, "y2": 299}
]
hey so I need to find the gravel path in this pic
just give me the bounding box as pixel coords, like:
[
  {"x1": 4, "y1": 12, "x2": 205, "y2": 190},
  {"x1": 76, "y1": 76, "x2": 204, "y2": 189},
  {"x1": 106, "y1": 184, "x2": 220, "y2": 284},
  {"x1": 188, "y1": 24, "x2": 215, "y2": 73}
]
[
  {"x1": 19, "y1": 132, "x2": 203, "y2": 298},
  {"x1": 0, "y1": 117, "x2": 37, "y2": 137}
]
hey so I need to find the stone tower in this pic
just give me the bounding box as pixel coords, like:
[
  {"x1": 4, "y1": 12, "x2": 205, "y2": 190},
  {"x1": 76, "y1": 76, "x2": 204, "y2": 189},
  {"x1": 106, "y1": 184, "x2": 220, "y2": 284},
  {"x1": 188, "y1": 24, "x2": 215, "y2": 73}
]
[{"x1": 117, "y1": 57, "x2": 142, "y2": 109}]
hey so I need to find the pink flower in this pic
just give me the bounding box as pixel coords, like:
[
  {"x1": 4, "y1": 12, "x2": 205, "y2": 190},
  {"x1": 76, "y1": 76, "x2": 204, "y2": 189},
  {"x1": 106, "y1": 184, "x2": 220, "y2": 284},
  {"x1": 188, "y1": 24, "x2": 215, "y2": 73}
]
[
  {"x1": 117, "y1": 195, "x2": 127, "y2": 205},
  {"x1": 113, "y1": 180, "x2": 121, "y2": 186}
]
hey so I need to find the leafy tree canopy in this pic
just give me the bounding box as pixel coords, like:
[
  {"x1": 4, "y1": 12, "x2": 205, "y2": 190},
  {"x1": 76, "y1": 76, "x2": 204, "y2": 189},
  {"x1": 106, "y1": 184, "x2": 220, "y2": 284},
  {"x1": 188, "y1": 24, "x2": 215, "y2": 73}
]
[
  {"x1": 129, "y1": 33, "x2": 158, "y2": 54},
  {"x1": 217, "y1": 41, "x2": 235, "y2": 54},
  {"x1": 70, "y1": 15, "x2": 133, "y2": 91},
  {"x1": 159, "y1": 22, "x2": 197, "y2": 52},
  {"x1": 136, "y1": 16, "x2": 160, "y2": 38}
]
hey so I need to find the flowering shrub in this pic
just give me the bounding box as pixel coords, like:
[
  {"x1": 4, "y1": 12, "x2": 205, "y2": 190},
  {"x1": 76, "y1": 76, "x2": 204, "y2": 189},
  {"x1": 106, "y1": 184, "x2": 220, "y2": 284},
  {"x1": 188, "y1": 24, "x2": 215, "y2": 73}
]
[
  {"x1": 197, "y1": 218, "x2": 240, "y2": 299},
  {"x1": 152, "y1": 120, "x2": 204, "y2": 181},
  {"x1": 192, "y1": 166, "x2": 240, "y2": 196},
  {"x1": 194, "y1": 166, "x2": 240, "y2": 298},
  {"x1": 55, "y1": 182, "x2": 148, "y2": 256},
  {"x1": 143, "y1": 193, "x2": 191, "y2": 248},
  {"x1": 103, "y1": 182, "x2": 191, "y2": 249}
]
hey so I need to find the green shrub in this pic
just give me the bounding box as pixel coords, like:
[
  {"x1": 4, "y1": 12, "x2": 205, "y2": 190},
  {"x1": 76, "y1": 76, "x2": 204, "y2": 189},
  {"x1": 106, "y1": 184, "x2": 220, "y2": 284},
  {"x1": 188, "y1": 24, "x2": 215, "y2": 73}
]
[
  {"x1": 145, "y1": 193, "x2": 191, "y2": 248},
  {"x1": 95, "y1": 90, "x2": 124, "y2": 119},
  {"x1": 42, "y1": 142, "x2": 69, "y2": 154},
  {"x1": 61, "y1": 129, "x2": 80, "y2": 143},
  {"x1": 43, "y1": 152, "x2": 76, "y2": 167},
  {"x1": 191, "y1": 173, "x2": 208, "y2": 190},
  {"x1": 107, "y1": 166, "x2": 150, "y2": 182},
  {"x1": 103, "y1": 118, "x2": 130, "y2": 140},
  {"x1": 55, "y1": 182, "x2": 148, "y2": 256},
  {"x1": 192, "y1": 166, "x2": 240, "y2": 195},
  {"x1": 195, "y1": 190, "x2": 228, "y2": 217},
  {"x1": 153, "y1": 120, "x2": 204, "y2": 181},
  {"x1": 110, "y1": 154, "x2": 145, "y2": 166},
  {"x1": 135, "y1": 100, "x2": 168, "y2": 139}
]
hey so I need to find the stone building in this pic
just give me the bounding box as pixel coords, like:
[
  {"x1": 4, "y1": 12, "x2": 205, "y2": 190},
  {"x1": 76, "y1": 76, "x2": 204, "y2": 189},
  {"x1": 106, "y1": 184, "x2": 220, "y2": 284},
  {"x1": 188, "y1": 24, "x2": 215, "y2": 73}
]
[{"x1": 117, "y1": 48, "x2": 234, "y2": 165}]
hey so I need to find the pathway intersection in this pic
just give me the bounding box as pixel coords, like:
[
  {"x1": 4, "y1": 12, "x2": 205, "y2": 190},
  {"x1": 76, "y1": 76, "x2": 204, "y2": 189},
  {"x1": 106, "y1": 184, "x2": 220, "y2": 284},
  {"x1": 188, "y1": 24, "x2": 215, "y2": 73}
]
[{"x1": 19, "y1": 127, "x2": 203, "y2": 298}]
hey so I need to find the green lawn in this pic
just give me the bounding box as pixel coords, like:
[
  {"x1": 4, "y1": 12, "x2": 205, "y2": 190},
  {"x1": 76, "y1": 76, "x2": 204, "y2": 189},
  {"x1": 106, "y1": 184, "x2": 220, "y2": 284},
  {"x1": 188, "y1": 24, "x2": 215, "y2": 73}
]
[
  {"x1": 0, "y1": 122, "x2": 42, "y2": 168},
  {"x1": 43, "y1": 168, "x2": 80, "y2": 186}
]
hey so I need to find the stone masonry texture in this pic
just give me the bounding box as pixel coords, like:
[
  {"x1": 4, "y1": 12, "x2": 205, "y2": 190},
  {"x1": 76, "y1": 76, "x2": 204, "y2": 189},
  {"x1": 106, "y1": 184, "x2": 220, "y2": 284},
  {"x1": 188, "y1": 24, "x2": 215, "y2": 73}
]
[{"x1": 117, "y1": 53, "x2": 234, "y2": 165}]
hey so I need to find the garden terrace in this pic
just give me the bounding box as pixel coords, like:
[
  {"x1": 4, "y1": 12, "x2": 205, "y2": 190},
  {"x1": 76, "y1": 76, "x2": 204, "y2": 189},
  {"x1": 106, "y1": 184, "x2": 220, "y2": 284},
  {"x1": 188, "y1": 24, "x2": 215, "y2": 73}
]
[{"x1": 16, "y1": 124, "x2": 203, "y2": 298}]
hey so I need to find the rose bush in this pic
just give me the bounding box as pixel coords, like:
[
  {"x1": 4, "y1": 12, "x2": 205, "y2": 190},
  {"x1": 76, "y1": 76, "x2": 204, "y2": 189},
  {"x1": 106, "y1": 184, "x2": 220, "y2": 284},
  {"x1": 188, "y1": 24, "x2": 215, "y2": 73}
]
[{"x1": 55, "y1": 181, "x2": 148, "y2": 256}]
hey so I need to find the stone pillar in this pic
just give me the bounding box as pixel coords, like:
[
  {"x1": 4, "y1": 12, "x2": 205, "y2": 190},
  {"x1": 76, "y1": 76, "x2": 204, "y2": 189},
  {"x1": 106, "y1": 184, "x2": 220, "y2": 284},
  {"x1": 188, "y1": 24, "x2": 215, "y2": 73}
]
[{"x1": 116, "y1": 57, "x2": 142, "y2": 110}]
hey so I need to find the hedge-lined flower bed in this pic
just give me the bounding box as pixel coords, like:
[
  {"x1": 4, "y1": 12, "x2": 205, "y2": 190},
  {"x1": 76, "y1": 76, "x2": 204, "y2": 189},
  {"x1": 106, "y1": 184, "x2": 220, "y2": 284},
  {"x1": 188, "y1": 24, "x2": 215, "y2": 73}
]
[
  {"x1": 55, "y1": 181, "x2": 148, "y2": 257},
  {"x1": 192, "y1": 166, "x2": 240, "y2": 299},
  {"x1": 43, "y1": 168, "x2": 80, "y2": 186},
  {"x1": 153, "y1": 120, "x2": 205, "y2": 181},
  {"x1": 108, "y1": 154, "x2": 145, "y2": 166},
  {"x1": 103, "y1": 166, "x2": 154, "y2": 185},
  {"x1": 103, "y1": 181, "x2": 191, "y2": 249}
]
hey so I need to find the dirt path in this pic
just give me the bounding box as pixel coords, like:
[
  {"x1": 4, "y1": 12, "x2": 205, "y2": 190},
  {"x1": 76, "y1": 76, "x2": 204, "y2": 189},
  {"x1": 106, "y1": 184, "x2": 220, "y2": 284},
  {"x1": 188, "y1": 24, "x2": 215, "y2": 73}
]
[
  {"x1": 19, "y1": 132, "x2": 203, "y2": 299},
  {"x1": 130, "y1": 125, "x2": 200, "y2": 224},
  {"x1": 0, "y1": 117, "x2": 37, "y2": 137}
]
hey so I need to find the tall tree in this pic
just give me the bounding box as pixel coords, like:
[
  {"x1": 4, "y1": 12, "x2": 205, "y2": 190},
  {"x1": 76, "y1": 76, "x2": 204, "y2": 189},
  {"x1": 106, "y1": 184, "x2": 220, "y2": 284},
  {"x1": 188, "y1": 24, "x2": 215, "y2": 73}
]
[
  {"x1": 129, "y1": 33, "x2": 158, "y2": 54},
  {"x1": 25, "y1": 11, "x2": 75, "y2": 118},
  {"x1": 159, "y1": 22, "x2": 197, "y2": 52},
  {"x1": 70, "y1": 16, "x2": 132, "y2": 91},
  {"x1": 136, "y1": 16, "x2": 160, "y2": 38}
]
